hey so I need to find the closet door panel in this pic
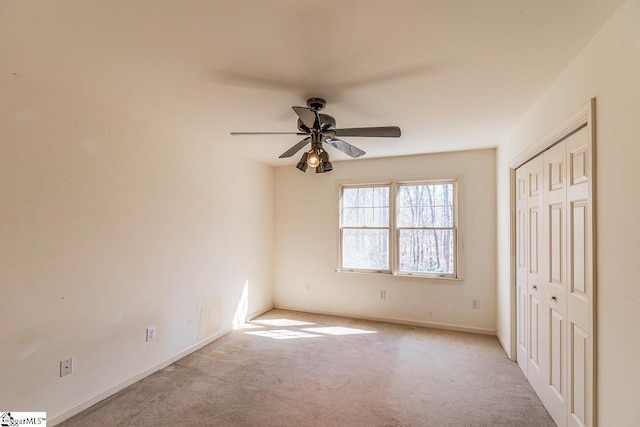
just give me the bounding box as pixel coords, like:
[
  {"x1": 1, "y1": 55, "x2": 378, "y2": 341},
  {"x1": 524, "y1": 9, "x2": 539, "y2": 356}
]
[
  {"x1": 515, "y1": 165, "x2": 529, "y2": 376},
  {"x1": 566, "y1": 127, "x2": 592, "y2": 427},
  {"x1": 543, "y1": 142, "x2": 568, "y2": 427},
  {"x1": 527, "y1": 156, "x2": 545, "y2": 393}
]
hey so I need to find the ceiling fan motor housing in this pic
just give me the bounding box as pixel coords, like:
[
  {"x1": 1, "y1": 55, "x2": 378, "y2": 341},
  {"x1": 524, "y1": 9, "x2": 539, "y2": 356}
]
[{"x1": 306, "y1": 97, "x2": 326, "y2": 111}]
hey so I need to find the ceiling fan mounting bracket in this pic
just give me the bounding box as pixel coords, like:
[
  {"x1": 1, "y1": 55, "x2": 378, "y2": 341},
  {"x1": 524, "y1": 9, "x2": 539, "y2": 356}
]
[{"x1": 306, "y1": 98, "x2": 326, "y2": 111}]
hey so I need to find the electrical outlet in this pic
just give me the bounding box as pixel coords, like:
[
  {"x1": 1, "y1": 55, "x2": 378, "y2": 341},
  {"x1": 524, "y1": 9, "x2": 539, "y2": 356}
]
[
  {"x1": 379, "y1": 290, "x2": 386, "y2": 300},
  {"x1": 146, "y1": 326, "x2": 157, "y2": 342},
  {"x1": 304, "y1": 283, "x2": 311, "y2": 292},
  {"x1": 472, "y1": 299, "x2": 479, "y2": 309},
  {"x1": 60, "y1": 358, "x2": 73, "y2": 377}
]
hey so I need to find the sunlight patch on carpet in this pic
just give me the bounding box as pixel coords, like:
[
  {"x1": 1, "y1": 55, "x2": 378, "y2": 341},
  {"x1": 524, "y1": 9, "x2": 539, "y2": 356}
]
[
  {"x1": 302, "y1": 327, "x2": 377, "y2": 336},
  {"x1": 245, "y1": 329, "x2": 322, "y2": 340},
  {"x1": 251, "y1": 319, "x2": 316, "y2": 327}
]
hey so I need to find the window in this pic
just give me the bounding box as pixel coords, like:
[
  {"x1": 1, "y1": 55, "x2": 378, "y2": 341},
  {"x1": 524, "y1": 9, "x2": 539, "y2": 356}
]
[
  {"x1": 396, "y1": 183, "x2": 455, "y2": 275},
  {"x1": 339, "y1": 180, "x2": 458, "y2": 278},
  {"x1": 340, "y1": 185, "x2": 390, "y2": 272}
]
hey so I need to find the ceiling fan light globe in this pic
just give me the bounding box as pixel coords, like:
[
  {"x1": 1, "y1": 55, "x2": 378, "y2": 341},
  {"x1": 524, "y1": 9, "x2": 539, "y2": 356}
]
[{"x1": 306, "y1": 150, "x2": 321, "y2": 168}]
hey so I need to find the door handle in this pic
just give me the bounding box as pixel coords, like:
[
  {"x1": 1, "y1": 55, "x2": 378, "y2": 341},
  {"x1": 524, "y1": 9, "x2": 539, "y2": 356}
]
[
  {"x1": 551, "y1": 295, "x2": 557, "y2": 302},
  {"x1": 532, "y1": 285, "x2": 537, "y2": 290}
]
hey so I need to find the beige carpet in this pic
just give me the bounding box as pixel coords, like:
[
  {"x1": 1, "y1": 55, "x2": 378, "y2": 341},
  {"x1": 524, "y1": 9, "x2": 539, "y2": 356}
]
[{"x1": 61, "y1": 309, "x2": 554, "y2": 426}]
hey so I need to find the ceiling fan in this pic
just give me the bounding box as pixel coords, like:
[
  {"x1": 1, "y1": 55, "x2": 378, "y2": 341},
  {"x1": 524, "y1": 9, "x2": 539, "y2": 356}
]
[{"x1": 231, "y1": 98, "x2": 401, "y2": 173}]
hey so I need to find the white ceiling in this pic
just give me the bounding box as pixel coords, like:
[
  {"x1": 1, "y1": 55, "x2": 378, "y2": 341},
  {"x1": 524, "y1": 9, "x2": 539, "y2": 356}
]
[{"x1": 0, "y1": 0, "x2": 624, "y2": 165}]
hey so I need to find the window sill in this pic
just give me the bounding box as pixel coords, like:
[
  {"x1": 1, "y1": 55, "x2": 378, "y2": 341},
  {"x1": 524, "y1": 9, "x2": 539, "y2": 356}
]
[{"x1": 335, "y1": 269, "x2": 463, "y2": 284}]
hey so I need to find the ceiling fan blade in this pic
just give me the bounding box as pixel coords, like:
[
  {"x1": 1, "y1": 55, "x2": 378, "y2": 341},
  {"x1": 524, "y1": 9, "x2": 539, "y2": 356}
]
[
  {"x1": 230, "y1": 132, "x2": 307, "y2": 135},
  {"x1": 325, "y1": 137, "x2": 366, "y2": 158},
  {"x1": 292, "y1": 106, "x2": 319, "y2": 130},
  {"x1": 333, "y1": 126, "x2": 401, "y2": 138},
  {"x1": 279, "y1": 137, "x2": 311, "y2": 158}
]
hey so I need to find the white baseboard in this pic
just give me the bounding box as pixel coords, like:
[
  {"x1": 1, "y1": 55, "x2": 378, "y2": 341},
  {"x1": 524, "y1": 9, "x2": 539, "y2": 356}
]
[
  {"x1": 496, "y1": 331, "x2": 514, "y2": 360},
  {"x1": 273, "y1": 305, "x2": 496, "y2": 336},
  {"x1": 247, "y1": 304, "x2": 273, "y2": 321},
  {"x1": 50, "y1": 304, "x2": 274, "y2": 426}
]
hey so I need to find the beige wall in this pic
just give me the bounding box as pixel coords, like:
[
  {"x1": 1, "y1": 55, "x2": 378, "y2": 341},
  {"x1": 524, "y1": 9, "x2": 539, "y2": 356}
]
[
  {"x1": 0, "y1": 74, "x2": 274, "y2": 421},
  {"x1": 496, "y1": 0, "x2": 640, "y2": 424},
  {"x1": 274, "y1": 149, "x2": 496, "y2": 333}
]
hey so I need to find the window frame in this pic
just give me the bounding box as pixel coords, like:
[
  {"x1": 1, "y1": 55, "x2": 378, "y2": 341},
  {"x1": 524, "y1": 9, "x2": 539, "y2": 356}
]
[{"x1": 338, "y1": 179, "x2": 461, "y2": 280}]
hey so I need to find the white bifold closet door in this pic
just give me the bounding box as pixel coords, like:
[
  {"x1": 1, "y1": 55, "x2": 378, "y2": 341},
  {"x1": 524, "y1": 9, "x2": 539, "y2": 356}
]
[{"x1": 515, "y1": 125, "x2": 593, "y2": 427}]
